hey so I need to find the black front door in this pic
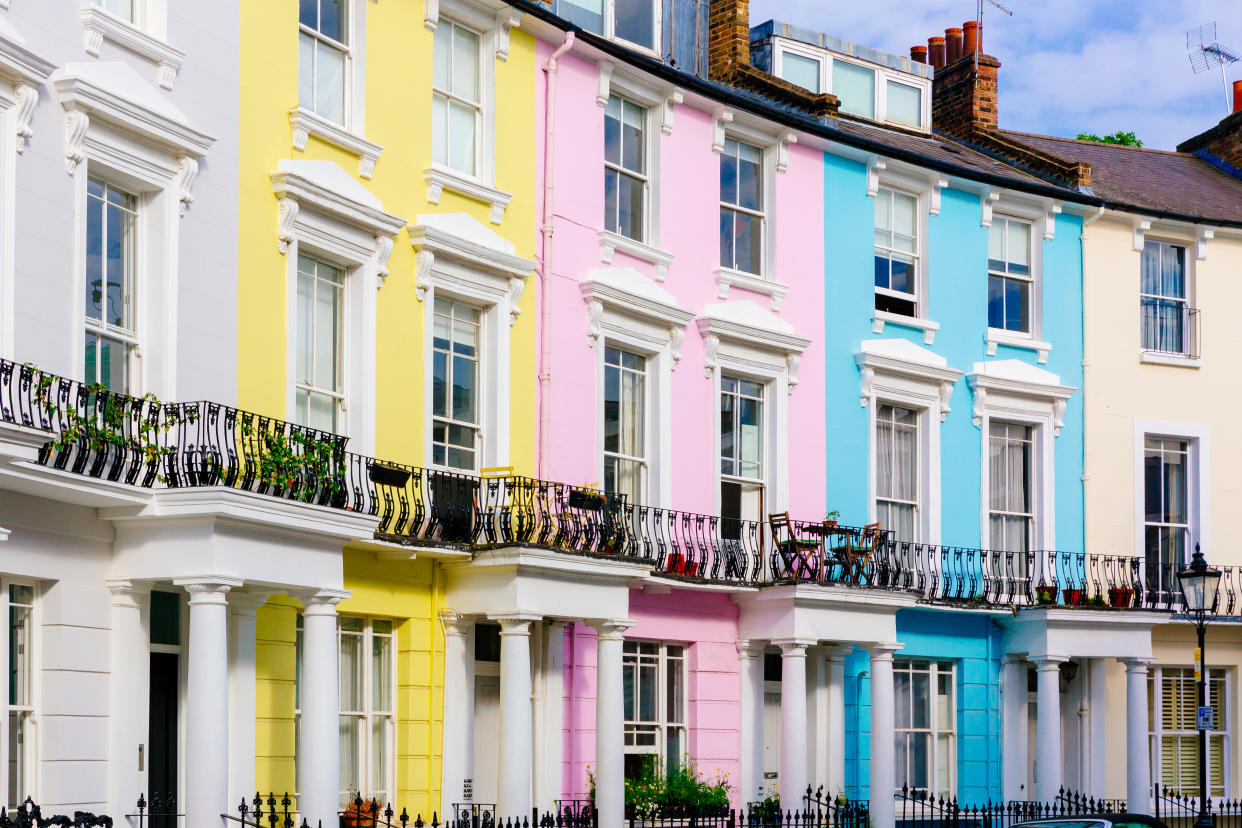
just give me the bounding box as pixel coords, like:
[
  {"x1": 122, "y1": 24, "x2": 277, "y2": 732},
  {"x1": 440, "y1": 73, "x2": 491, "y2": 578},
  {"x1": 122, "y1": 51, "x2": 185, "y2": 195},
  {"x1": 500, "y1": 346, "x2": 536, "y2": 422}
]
[{"x1": 148, "y1": 651, "x2": 178, "y2": 828}]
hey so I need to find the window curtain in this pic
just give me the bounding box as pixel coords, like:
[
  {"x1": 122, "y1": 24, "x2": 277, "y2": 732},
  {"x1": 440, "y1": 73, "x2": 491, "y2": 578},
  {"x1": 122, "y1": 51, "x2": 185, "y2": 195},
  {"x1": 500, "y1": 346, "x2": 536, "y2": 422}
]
[
  {"x1": 1141, "y1": 242, "x2": 1186, "y2": 353},
  {"x1": 877, "y1": 406, "x2": 917, "y2": 541},
  {"x1": 988, "y1": 424, "x2": 1031, "y2": 554}
]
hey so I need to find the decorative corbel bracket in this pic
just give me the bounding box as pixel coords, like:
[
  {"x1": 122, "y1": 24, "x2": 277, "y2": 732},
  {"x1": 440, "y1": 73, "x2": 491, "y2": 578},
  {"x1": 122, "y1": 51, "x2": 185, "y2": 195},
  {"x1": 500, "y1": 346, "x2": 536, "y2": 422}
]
[
  {"x1": 374, "y1": 235, "x2": 394, "y2": 289},
  {"x1": 1132, "y1": 217, "x2": 1152, "y2": 252},
  {"x1": 858, "y1": 366, "x2": 874, "y2": 408},
  {"x1": 495, "y1": 11, "x2": 522, "y2": 62},
  {"x1": 980, "y1": 190, "x2": 1000, "y2": 227},
  {"x1": 415, "y1": 249, "x2": 435, "y2": 301},
  {"x1": 711, "y1": 110, "x2": 734, "y2": 154},
  {"x1": 508, "y1": 278, "x2": 524, "y2": 325},
  {"x1": 971, "y1": 386, "x2": 986, "y2": 427},
  {"x1": 276, "y1": 198, "x2": 298, "y2": 254},
  {"x1": 776, "y1": 133, "x2": 797, "y2": 174},
  {"x1": 14, "y1": 84, "x2": 37, "y2": 154},
  {"x1": 1053, "y1": 399, "x2": 1067, "y2": 437},
  {"x1": 423, "y1": 0, "x2": 439, "y2": 31},
  {"x1": 928, "y1": 177, "x2": 948, "y2": 216},
  {"x1": 585, "y1": 299, "x2": 604, "y2": 348},
  {"x1": 595, "y1": 61, "x2": 614, "y2": 107},
  {"x1": 865, "y1": 158, "x2": 886, "y2": 199},
  {"x1": 786, "y1": 353, "x2": 801, "y2": 394},
  {"x1": 660, "y1": 89, "x2": 683, "y2": 136},
  {"x1": 1044, "y1": 201, "x2": 1062, "y2": 241},
  {"x1": 64, "y1": 110, "x2": 89, "y2": 175},
  {"x1": 1196, "y1": 226, "x2": 1216, "y2": 261},
  {"x1": 176, "y1": 156, "x2": 199, "y2": 217},
  {"x1": 701, "y1": 334, "x2": 719, "y2": 378},
  {"x1": 938, "y1": 381, "x2": 954, "y2": 422},
  {"x1": 670, "y1": 326, "x2": 685, "y2": 364}
]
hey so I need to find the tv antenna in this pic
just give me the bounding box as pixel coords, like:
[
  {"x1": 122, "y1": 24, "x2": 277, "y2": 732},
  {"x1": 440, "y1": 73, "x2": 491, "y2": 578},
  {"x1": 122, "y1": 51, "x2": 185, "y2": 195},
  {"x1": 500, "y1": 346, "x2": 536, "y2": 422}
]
[
  {"x1": 975, "y1": 0, "x2": 1013, "y2": 69},
  {"x1": 1187, "y1": 22, "x2": 1240, "y2": 114}
]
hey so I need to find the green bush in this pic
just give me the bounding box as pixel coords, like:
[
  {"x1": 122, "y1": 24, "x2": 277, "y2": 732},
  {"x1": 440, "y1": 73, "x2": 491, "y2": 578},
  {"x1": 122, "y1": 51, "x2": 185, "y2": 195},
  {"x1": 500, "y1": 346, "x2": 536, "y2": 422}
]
[{"x1": 590, "y1": 758, "x2": 733, "y2": 817}]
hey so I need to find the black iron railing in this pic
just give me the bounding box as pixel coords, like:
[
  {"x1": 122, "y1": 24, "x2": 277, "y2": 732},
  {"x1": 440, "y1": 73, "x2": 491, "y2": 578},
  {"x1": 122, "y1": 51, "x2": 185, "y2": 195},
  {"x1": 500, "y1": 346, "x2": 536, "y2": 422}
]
[
  {"x1": 895, "y1": 785, "x2": 1135, "y2": 828},
  {"x1": 1, "y1": 798, "x2": 111, "y2": 828},
  {"x1": 3, "y1": 357, "x2": 1238, "y2": 613}
]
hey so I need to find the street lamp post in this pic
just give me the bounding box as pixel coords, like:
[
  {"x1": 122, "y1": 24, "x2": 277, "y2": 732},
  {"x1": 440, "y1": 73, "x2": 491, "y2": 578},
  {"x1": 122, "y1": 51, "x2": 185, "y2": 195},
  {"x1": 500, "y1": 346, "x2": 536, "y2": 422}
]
[{"x1": 1178, "y1": 545, "x2": 1222, "y2": 828}]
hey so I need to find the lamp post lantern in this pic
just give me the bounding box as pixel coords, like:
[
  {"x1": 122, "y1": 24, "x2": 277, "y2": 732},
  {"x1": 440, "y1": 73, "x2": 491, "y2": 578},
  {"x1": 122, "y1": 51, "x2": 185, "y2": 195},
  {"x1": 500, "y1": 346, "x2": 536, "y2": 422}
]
[{"x1": 1178, "y1": 544, "x2": 1221, "y2": 828}]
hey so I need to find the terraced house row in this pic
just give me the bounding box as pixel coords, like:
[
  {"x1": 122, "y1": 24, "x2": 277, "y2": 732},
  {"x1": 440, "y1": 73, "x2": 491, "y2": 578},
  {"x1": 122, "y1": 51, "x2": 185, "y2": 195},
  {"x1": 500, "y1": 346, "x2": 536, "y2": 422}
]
[{"x1": 3, "y1": 0, "x2": 1242, "y2": 826}]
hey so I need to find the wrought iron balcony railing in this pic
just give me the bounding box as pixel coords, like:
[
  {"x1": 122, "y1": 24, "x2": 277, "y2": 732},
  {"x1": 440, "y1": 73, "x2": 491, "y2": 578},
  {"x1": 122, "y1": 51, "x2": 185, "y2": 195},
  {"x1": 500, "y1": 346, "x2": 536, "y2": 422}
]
[{"x1": 2, "y1": 358, "x2": 1239, "y2": 615}]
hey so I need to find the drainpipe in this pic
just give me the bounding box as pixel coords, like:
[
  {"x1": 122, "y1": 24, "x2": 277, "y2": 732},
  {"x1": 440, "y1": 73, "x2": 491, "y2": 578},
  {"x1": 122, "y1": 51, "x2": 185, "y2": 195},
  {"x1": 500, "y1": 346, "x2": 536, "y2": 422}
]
[
  {"x1": 538, "y1": 32, "x2": 576, "y2": 480},
  {"x1": 1079, "y1": 205, "x2": 1103, "y2": 558}
]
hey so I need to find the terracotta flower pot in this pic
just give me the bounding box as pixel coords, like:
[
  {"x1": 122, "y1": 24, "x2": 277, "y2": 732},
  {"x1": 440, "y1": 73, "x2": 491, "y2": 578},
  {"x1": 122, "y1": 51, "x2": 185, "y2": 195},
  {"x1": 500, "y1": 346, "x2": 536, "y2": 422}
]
[
  {"x1": 1108, "y1": 587, "x2": 1135, "y2": 608},
  {"x1": 1062, "y1": 588, "x2": 1084, "y2": 606}
]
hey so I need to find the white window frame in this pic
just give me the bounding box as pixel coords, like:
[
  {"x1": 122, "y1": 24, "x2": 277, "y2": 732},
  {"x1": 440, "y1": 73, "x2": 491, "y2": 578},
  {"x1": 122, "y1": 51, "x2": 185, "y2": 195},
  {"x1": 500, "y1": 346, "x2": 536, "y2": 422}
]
[
  {"x1": 337, "y1": 615, "x2": 397, "y2": 808},
  {"x1": 2, "y1": 580, "x2": 38, "y2": 810},
  {"x1": 602, "y1": 343, "x2": 649, "y2": 504},
  {"x1": 592, "y1": 0, "x2": 662, "y2": 57},
  {"x1": 83, "y1": 177, "x2": 140, "y2": 393},
  {"x1": 718, "y1": 372, "x2": 767, "y2": 525},
  {"x1": 771, "y1": 37, "x2": 932, "y2": 131},
  {"x1": 622, "y1": 640, "x2": 685, "y2": 773},
  {"x1": 57, "y1": 65, "x2": 214, "y2": 400},
  {"x1": 1149, "y1": 666, "x2": 1230, "y2": 800},
  {"x1": 582, "y1": 268, "x2": 693, "y2": 508},
  {"x1": 603, "y1": 92, "x2": 650, "y2": 245},
  {"x1": 1139, "y1": 238, "x2": 1194, "y2": 359},
  {"x1": 272, "y1": 160, "x2": 406, "y2": 454},
  {"x1": 858, "y1": 339, "x2": 962, "y2": 544},
  {"x1": 875, "y1": 401, "x2": 921, "y2": 543},
  {"x1": 1133, "y1": 420, "x2": 1209, "y2": 572},
  {"x1": 80, "y1": 1, "x2": 184, "y2": 91},
  {"x1": 410, "y1": 215, "x2": 532, "y2": 471},
  {"x1": 431, "y1": 296, "x2": 485, "y2": 471},
  {"x1": 987, "y1": 216, "x2": 1036, "y2": 336},
  {"x1": 294, "y1": 252, "x2": 348, "y2": 432},
  {"x1": 595, "y1": 66, "x2": 673, "y2": 278},
  {"x1": 984, "y1": 197, "x2": 1054, "y2": 363},
  {"x1": 422, "y1": 1, "x2": 514, "y2": 224},
  {"x1": 894, "y1": 658, "x2": 956, "y2": 799},
  {"x1": 970, "y1": 362, "x2": 1073, "y2": 556}
]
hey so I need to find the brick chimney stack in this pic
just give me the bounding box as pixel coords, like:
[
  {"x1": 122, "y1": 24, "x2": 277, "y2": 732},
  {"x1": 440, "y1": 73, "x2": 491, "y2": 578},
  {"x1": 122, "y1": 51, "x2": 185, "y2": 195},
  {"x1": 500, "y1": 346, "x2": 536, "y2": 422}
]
[
  {"x1": 708, "y1": 0, "x2": 751, "y2": 81},
  {"x1": 1177, "y1": 84, "x2": 1242, "y2": 176},
  {"x1": 913, "y1": 20, "x2": 1000, "y2": 135}
]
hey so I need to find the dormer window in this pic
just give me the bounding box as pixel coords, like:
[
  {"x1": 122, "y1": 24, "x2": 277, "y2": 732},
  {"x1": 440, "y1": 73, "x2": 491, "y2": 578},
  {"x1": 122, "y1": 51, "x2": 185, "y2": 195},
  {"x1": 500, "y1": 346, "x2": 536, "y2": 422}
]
[{"x1": 556, "y1": 0, "x2": 659, "y2": 53}]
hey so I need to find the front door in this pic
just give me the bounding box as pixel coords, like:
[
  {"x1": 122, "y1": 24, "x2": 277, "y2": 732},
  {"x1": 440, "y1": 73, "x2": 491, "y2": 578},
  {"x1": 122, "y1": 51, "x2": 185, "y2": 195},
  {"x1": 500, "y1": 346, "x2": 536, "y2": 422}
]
[
  {"x1": 148, "y1": 652, "x2": 179, "y2": 828},
  {"x1": 472, "y1": 674, "x2": 500, "y2": 808}
]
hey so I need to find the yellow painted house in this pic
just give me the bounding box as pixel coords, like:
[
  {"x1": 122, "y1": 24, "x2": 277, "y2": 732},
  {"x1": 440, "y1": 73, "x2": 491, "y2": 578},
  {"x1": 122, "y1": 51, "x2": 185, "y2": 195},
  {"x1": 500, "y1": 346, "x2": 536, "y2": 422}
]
[{"x1": 236, "y1": 0, "x2": 539, "y2": 816}]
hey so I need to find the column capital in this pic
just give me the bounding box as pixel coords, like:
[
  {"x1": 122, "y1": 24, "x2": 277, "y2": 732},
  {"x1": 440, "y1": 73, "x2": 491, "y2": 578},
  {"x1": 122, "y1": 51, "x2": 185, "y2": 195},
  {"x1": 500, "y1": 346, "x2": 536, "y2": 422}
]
[
  {"x1": 1003, "y1": 652, "x2": 1029, "y2": 665},
  {"x1": 302, "y1": 588, "x2": 350, "y2": 616},
  {"x1": 106, "y1": 577, "x2": 150, "y2": 608},
  {"x1": 827, "y1": 643, "x2": 854, "y2": 661},
  {"x1": 736, "y1": 639, "x2": 767, "y2": 659},
  {"x1": 1031, "y1": 654, "x2": 1069, "y2": 670},
  {"x1": 175, "y1": 576, "x2": 244, "y2": 605},
  {"x1": 864, "y1": 642, "x2": 904, "y2": 661},
  {"x1": 492, "y1": 611, "x2": 542, "y2": 635},
  {"x1": 440, "y1": 610, "x2": 476, "y2": 637},
  {"x1": 774, "y1": 638, "x2": 816, "y2": 656},
  {"x1": 589, "y1": 619, "x2": 634, "y2": 641},
  {"x1": 1121, "y1": 657, "x2": 1157, "y2": 672},
  {"x1": 228, "y1": 591, "x2": 271, "y2": 616}
]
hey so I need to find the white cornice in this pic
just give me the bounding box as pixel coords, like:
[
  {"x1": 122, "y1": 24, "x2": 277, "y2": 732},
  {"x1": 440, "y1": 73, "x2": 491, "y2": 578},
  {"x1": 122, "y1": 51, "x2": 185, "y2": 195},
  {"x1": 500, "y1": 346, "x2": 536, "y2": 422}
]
[
  {"x1": 53, "y1": 64, "x2": 214, "y2": 160},
  {"x1": 0, "y1": 24, "x2": 55, "y2": 89},
  {"x1": 580, "y1": 267, "x2": 694, "y2": 356},
  {"x1": 289, "y1": 107, "x2": 383, "y2": 179},
  {"x1": 271, "y1": 162, "x2": 406, "y2": 242},
  {"x1": 408, "y1": 217, "x2": 534, "y2": 281},
  {"x1": 79, "y1": 6, "x2": 184, "y2": 90}
]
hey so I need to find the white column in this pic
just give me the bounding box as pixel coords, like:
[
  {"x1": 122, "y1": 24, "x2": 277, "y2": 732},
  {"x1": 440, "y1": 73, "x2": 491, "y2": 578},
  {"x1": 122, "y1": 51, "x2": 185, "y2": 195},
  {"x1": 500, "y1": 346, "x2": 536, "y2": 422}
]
[
  {"x1": 807, "y1": 647, "x2": 828, "y2": 792},
  {"x1": 776, "y1": 640, "x2": 813, "y2": 814},
  {"x1": 440, "y1": 612, "x2": 476, "y2": 816},
  {"x1": 541, "y1": 621, "x2": 566, "y2": 810},
  {"x1": 298, "y1": 589, "x2": 348, "y2": 828},
  {"x1": 868, "y1": 643, "x2": 901, "y2": 828},
  {"x1": 1088, "y1": 658, "x2": 1109, "y2": 798},
  {"x1": 1002, "y1": 655, "x2": 1029, "y2": 802},
  {"x1": 1123, "y1": 659, "x2": 1154, "y2": 814},
  {"x1": 592, "y1": 620, "x2": 632, "y2": 828},
  {"x1": 494, "y1": 613, "x2": 538, "y2": 818},
  {"x1": 737, "y1": 640, "x2": 766, "y2": 805},
  {"x1": 1033, "y1": 656, "x2": 1067, "y2": 803},
  {"x1": 228, "y1": 592, "x2": 267, "y2": 812},
  {"x1": 826, "y1": 646, "x2": 850, "y2": 798},
  {"x1": 180, "y1": 578, "x2": 239, "y2": 828},
  {"x1": 107, "y1": 579, "x2": 150, "y2": 821}
]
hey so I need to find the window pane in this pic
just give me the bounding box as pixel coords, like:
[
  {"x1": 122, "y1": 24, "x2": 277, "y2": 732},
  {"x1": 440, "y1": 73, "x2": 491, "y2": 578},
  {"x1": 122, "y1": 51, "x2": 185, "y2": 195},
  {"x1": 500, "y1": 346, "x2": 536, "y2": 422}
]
[
  {"x1": 339, "y1": 630, "x2": 363, "y2": 711},
  {"x1": 431, "y1": 94, "x2": 448, "y2": 167},
  {"x1": 781, "y1": 52, "x2": 822, "y2": 92},
  {"x1": 887, "y1": 81, "x2": 922, "y2": 126},
  {"x1": 833, "y1": 61, "x2": 875, "y2": 119},
  {"x1": 8, "y1": 712, "x2": 30, "y2": 806},
  {"x1": 318, "y1": 0, "x2": 344, "y2": 42},
  {"x1": 372, "y1": 634, "x2": 392, "y2": 712},
  {"x1": 618, "y1": 173, "x2": 643, "y2": 241},
  {"x1": 621, "y1": 102, "x2": 645, "y2": 173},
  {"x1": 1005, "y1": 277, "x2": 1030, "y2": 333},
  {"x1": 339, "y1": 716, "x2": 361, "y2": 795},
  {"x1": 452, "y1": 26, "x2": 480, "y2": 102},
  {"x1": 448, "y1": 100, "x2": 477, "y2": 175},
  {"x1": 614, "y1": 0, "x2": 655, "y2": 49},
  {"x1": 558, "y1": 0, "x2": 603, "y2": 34},
  {"x1": 370, "y1": 716, "x2": 388, "y2": 796},
  {"x1": 737, "y1": 143, "x2": 762, "y2": 211},
  {"x1": 720, "y1": 143, "x2": 738, "y2": 204},
  {"x1": 100, "y1": 0, "x2": 136, "y2": 22},
  {"x1": 299, "y1": 32, "x2": 316, "y2": 113},
  {"x1": 299, "y1": 0, "x2": 317, "y2": 29},
  {"x1": 432, "y1": 23, "x2": 451, "y2": 88},
  {"x1": 736, "y1": 213, "x2": 762, "y2": 275},
  {"x1": 315, "y1": 41, "x2": 346, "y2": 124},
  {"x1": 1007, "y1": 220, "x2": 1031, "y2": 274}
]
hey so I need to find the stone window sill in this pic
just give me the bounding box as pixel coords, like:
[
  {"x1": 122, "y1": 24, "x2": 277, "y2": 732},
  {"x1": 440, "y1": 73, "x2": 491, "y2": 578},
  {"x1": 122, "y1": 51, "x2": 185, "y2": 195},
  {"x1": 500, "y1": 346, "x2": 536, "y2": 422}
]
[
  {"x1": 713, "y1": 267, "x2": 789, "y2": 311},
  {"x1": 986, "y1": 329, "x2": 1051, "y2": 363},
  {"x1": 872, "y1": 310, "x2": 940, "y2": 345},
  {"x1": 423, "y1": 166, "x2": 512, "y2": 225},
  {"x1": 289, "y1": 107, "x2": 383, "y2": 180},
  {"x1": 80, "y1": 6, "x2": 184, "y2": 90},
  {"x1": 597, "y1": 230, "x2": 675, "y2": 281}
]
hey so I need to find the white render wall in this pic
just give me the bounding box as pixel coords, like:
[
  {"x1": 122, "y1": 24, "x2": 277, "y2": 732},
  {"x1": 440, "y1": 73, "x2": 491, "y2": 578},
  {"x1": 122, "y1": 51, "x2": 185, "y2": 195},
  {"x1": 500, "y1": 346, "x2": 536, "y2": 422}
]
[{"x1": 2, "y1": 0, "x2": 239, "y2": 404}]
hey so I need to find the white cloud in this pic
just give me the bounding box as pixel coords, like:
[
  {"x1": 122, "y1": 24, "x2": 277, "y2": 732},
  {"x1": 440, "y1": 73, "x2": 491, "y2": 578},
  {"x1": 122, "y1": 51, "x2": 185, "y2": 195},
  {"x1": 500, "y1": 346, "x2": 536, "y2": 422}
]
[{"x1": 747, "y1": 0, "x2": 1240, "y2": 149}]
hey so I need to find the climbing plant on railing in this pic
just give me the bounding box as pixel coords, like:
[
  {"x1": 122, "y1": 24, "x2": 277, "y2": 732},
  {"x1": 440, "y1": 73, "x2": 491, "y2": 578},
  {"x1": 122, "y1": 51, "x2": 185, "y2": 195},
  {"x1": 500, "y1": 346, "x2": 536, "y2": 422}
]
[{"x1": 239, "y1": 417, "x2": 347, "y2": 506}]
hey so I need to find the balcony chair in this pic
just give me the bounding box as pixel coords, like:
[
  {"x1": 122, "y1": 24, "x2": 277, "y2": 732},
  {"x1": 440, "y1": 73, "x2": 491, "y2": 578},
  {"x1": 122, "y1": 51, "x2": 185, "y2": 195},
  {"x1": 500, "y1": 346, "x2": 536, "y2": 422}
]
[
  {"x1": 768, "y1": 512, "x2": 821, "y2": 582},
  {"x1": 847, "y1": 522, "x2": 883, "y2": 585}
]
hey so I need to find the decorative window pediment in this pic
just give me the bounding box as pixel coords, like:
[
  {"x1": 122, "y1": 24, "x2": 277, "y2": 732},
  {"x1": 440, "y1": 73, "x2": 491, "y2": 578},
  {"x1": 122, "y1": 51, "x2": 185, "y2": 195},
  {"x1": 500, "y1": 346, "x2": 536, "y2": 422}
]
[
  {"x1": 855, "y1": 338, "x2": 962, "y2": 422},
  {"x1": 579, "y1": 266, "x2": 694, "y2": 360},
  {"x1": 0, "y1": 16, "x2": 55, "y2": 154},
  {"x1": 966, "y1": 359, "x2": 1075, "y2": 435},
  {"x1": 272, "y1": 160, "x2": 405, "y2": 285},
  {"x1": 408, "y1": 212, "x2": 533, "y2": 323},
  {"x1": 696, "y1": 300, "x2": 810, "y2": 392}
]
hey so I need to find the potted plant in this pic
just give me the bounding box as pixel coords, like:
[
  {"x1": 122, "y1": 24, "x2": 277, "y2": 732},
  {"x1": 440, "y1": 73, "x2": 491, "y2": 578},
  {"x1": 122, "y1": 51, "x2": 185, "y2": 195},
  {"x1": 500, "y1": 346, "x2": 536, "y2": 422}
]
[
  {"x1": 667, "y1": 553, "x2": 698, "y2": 577},
  {"x1": 340, "y1": 796, "x2": 379, "y2": 828},
  {"x1": 1088, "y1": 594, "x2": 1107, "y2": 608},
  {"x1": 824, "y1": 510, "x2": 841, "y2": 527},
  {"x1": 1035, "y1": 585, "x2": 1057, "y2": 605},
  {"x1": 1108, "y1": 587, "x2": 1135, "y2": 608},
  {"x1": 1062, "y1": 588, "x2": 1085, "y2": 606}
]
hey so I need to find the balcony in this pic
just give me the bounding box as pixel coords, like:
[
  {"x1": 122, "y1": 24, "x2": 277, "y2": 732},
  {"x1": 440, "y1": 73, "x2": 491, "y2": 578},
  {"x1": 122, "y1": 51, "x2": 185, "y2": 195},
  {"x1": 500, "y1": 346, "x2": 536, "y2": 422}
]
[{"x1": 1, "y1": 358, "x2": 1235, "y2": 616}]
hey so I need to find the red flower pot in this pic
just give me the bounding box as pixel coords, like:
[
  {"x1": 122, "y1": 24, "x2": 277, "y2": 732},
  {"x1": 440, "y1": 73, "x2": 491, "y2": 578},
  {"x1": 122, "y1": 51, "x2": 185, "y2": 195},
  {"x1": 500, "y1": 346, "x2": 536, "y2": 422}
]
[{"x1": 1108, "y1": 587, "x2": 1135, "y2": 608}]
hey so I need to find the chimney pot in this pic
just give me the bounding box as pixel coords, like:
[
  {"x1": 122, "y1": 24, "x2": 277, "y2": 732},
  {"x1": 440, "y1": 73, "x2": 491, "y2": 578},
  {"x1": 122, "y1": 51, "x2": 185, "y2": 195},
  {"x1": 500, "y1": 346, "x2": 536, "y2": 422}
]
[
  {"x1": 928, "y1": 36, "x2": 946, "y2": 69},
  {"x1": 945, "y1": 27, "x2": 964, "y2": 63},
  {"x1": 911, "y1": 45, "x2": 928, "y2": 64},
  {"x1": 963, "y1": 20, "x2": 980, "y2": 55},
  {"x1": 1234, "y1": 79, "x2": 1242, "y2": 114}
]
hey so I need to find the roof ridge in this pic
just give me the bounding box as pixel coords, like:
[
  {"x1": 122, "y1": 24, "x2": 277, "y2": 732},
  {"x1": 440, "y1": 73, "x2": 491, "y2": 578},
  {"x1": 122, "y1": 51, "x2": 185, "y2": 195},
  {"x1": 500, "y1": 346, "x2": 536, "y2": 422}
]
[{"x1": 1000, "y1": 129, "x2": 1192, "y2": 157}]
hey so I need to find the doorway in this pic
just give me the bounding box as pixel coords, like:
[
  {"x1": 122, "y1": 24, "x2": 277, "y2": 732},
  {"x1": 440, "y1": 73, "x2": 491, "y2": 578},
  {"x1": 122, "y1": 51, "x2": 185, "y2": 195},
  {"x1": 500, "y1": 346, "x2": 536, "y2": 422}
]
[{"x1": 148, "y1": 590, "x2": 182, "y2": 826}]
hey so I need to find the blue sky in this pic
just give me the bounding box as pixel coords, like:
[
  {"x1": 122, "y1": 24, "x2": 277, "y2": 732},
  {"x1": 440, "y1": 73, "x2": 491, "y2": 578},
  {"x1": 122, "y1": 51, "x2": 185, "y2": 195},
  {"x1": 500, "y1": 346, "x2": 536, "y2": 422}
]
[{"x1": 747, "y1": 0, "x2": 1241, "y2": 150}]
